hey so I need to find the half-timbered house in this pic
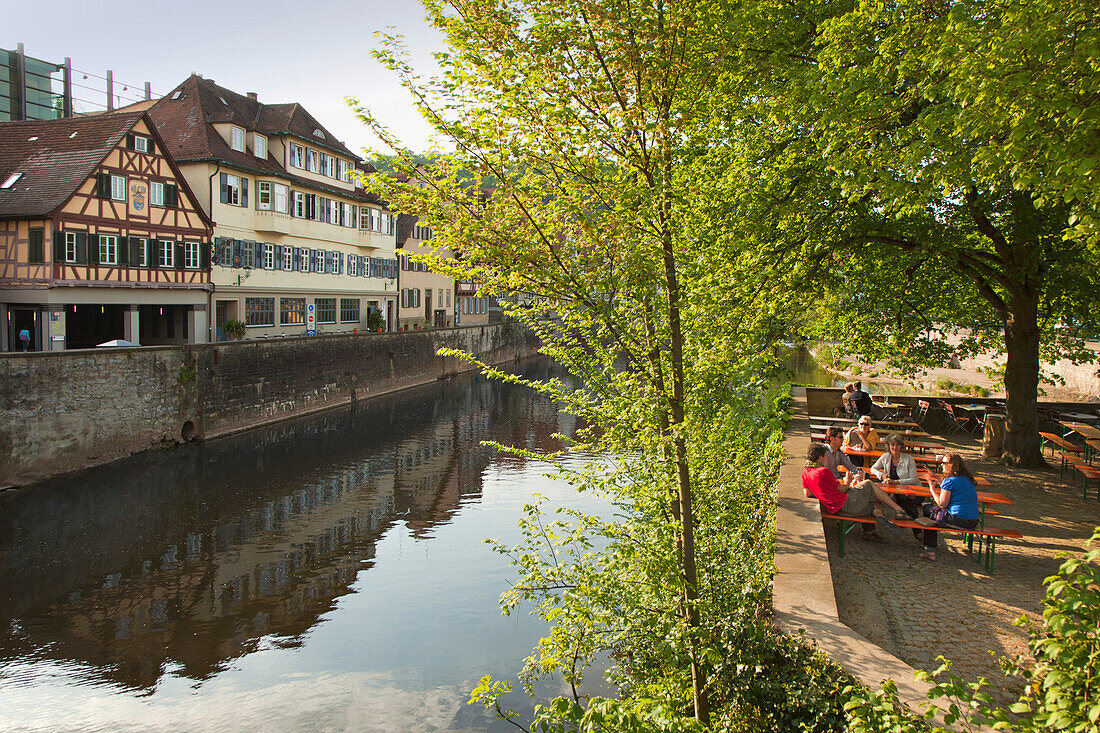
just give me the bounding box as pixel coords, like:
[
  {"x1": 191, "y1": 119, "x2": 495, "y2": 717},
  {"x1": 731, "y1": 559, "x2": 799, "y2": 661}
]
[
  {"x1": 148, "y1": 76, "x2": 398, "y2": 340},
  {"x1": 0, "y1": 111, "x2": 213, "y2": 350}
]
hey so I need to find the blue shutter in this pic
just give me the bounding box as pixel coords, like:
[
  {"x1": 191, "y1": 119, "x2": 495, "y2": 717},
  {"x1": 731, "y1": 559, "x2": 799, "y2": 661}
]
[
  {"x1": 219, "y1": 172, "x2": 228, "y2": 204},
  {"x1": 241, "y1": 177, "x2": 248, "y2": 208}
]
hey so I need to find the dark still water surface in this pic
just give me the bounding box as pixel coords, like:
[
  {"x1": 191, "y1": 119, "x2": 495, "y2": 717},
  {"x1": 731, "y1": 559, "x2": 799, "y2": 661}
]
[{"x1": 0, "y1": 360, "x2": 609, "y2": 732}]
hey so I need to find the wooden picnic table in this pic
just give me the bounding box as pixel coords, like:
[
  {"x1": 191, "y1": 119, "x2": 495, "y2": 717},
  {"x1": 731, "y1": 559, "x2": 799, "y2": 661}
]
[
  {"x1": 1059, "y1": 421, "x2": 1100, "y2": 441},
  {"x1": 916, "y1": 467, "x2": 992, "y2": 488},
  {"x1": 810, "y1": 423, "x2": 930, "y2": 437},
  {"x1": 811, "y1": 432, "x2": 941, "y2": 452},
  {"x1": 812, "y1": 416, "x2": 921, "y2": 430},
  {"x1": 843, "y1": 446, "x2": 941, "y2": 465}
]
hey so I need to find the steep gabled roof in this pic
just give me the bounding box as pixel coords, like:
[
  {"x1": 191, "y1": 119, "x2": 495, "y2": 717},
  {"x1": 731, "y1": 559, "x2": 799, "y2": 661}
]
[
  {"x1": 150, "y1": 75, "x2": 356, "y2": 163},
  {"x1": 0, "y1": 112, "x2": 144, "y2": 218}
]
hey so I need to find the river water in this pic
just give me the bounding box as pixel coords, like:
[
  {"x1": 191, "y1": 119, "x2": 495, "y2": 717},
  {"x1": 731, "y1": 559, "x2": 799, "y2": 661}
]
[{"x1": 0, "y1": 360, "x2": 609, "y2": 732}]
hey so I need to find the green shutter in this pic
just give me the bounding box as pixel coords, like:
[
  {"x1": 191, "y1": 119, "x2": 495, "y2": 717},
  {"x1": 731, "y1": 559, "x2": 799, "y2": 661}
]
[
  {"x1": 96, "y1": 173, "x2": 111, "y2": 198},
  {"x1": 149, "y1": 239, "x2": 159, "y2": 269},
  {"x1": 75, "y1": 233, "x2": 88, "y2": 263},
  {"x1": 165, "y1": 184, "x2": 178, "y2": 208},
  {"x1": 118, "y1": 237, "x2": 129, "y2": 265},
  {"x1": 129, "y1": 237, "x2": 142, "y2": 266},
  {"x1": 53, "y1": 231, "x2": 65, "y2": 262},
  {"x1": 126, "y1": 133, "x2": 135, "y2": 150},
  {"x1": 175, "y1": 242, "x2": 185, "y2": 270},
  {"x1": 201, "y1": 242, "x2": 211, "y2": 269}
]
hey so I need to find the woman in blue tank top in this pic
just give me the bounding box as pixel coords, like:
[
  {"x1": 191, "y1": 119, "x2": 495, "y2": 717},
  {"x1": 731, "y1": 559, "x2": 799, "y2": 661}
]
[{"x1": 918, "y1": 452, "x2": 979, "y2": 561}]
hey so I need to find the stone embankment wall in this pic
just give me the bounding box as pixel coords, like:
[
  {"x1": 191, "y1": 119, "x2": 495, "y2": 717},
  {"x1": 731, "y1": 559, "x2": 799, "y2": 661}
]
[{"x1": 0, "y1": 324, "x2": 537, "y2": 488}]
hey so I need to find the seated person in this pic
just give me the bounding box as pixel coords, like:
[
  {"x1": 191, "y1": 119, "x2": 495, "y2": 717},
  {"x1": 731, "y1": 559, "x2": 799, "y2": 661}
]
[
  {"x1": 917, "y1": 452, "x2": 980, "y2": 561},
  {"x1": 824, "y1": 425, "x2": 859, "y2": 478},
  {"x1": 803, "y1": 442, "x2": 906, "y2": 540},
  {"x1": 869, "y1": 433, "x2": 922, "y2": 518},
  {"x1": 841, "y1": 383, "x2": 856, "y2": 416},
  {"x1": 849, "y1": 381, "x2": 874, "y2": 416},
  {"x1": 844, "y1": 416, "x2": 879, "y2": 466}
]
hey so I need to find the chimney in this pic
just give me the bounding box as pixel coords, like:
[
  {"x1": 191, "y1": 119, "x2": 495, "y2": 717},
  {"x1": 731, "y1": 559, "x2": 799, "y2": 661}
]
[{"x1": 247, "y1": 92, "x2": 257, "y2": 101}]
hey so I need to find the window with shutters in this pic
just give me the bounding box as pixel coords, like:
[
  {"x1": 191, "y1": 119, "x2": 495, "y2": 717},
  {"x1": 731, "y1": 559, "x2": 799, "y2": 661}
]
[
  {"x1": 185, "y1": 242, "x2": 200, "y2": 269},
  {"x1": 224, "y1": 174, "x2": 241, "y2": 206},
  {"x1": 328, "y1": 199, "x2": 339, "y2": 225},
  {"x1": 150, "y1": 181, "x2": 165, "y2": 206},
  {"x1": 28, "y1": 229, "x2": 44, "y2": 263},
  {"x1": 130, "y1": 134, "x2": 152, "y2": 153},
  {"x1": 241, "y1": 242, "x2": 255, "y2": 269},
  {"x1": 306, "y1": 149, "x2": 318, "y2": 173},
  {"x1": 359, "y1": 206, "x2": 370, "y2": 229},
  {"x1": 310, "y1": 249, "x2": 324, "y2": 272},
  {"x1": 134, "y1": 237, "x2": 147, "y2": 266},
  {"x1": 319, "y1": 153, "x2": 334, "y2": 177},
  {"x1": 111, "y1": 175, "x2": 126, "y2": 201},
  {"x1": 245, "y1": 297, "x2": 274, "y2": 327},
  {"x1": 230, "y1": 126, "x2": 245, "y2": 152},
  {"x1": 337, "y1": 159, "x2": 348, "y2": 181},
  {"x1": 281, "y1": 298, "x2": 305, "y2": 325},
  {"x1": 263, "y1": 244, "x2": 274, "y2": 270},
  {"x1": 99, "y1": 235, "x2": 118, "y2": 265},
  {"x1": 283, "y1": 246, "x2": 294, "y2": 271},
  {"x1": 65, "y1": 232, "x2": 78, "y2": 262},
  {"x1": 340, "y1": 299, "x2": 359, "y2": 323},
  {"x1": 347, "y1": 255, "x2": 358, "y2": 277},
  {"x1": 383, "y1": 212, "x2": 394, "y2": 235},
  {"x1": 289, "y1": 143, "x2": 304, "y2": 168},
  {"x1": 254, "y1": 134, "x2": 267, "y2": 160},
  {"x1": 159, "y1": 240, "x2": 174, "y2": 268},
  {"x1": 316, "y1": 298, "x2": 336, "y2": 323},
  {"x1": 326, "y1": 251, "x2": 338, "y2": 273}
]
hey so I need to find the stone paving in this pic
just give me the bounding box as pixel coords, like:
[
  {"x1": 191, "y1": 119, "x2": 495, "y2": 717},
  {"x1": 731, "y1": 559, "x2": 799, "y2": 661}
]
[{"x1": 824, "y1": 425, "x2": 1100, "y2": 707}]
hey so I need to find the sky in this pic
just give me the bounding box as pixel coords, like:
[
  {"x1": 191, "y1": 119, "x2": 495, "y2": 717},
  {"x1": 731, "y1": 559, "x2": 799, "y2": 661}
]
[{"x1": 6, "y1": 0, "x2": 447, "y2": 157}]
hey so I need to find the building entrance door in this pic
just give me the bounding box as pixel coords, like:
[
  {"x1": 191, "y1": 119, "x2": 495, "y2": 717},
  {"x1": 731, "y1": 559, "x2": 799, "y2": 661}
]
[
  {"x1": 8, "y1": 308, "x2": 38, "y2": 351},
  {"x1": 434, "y1": 309, "x2": 445, "y2": 328}
]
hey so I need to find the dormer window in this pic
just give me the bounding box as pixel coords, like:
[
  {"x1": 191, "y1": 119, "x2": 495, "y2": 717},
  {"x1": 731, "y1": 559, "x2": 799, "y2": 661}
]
[
  {"x1": 231, "y1": 126, "x2": 245, "y2": 152},
  {"x1": 1, "y1": 173, "x2": 22, "y2": 189},
  {"x1": 312, "y1": 129, "x2": 324, "y2": 139},
  {"x1": 253, "y1": 133, "x2": 267, "y2": 160}
]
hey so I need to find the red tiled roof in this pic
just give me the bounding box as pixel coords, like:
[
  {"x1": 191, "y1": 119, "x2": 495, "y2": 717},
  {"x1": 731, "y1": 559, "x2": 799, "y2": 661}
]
[
  {"x1": 0, "y1": 112, "x2": 144, "y2": 218},
  {"x1": 149, "y1": 75, "x2": 381, "y2": 203}
]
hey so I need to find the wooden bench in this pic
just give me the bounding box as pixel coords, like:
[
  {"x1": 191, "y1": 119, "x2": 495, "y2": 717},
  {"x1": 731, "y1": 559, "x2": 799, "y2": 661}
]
[
  {"x1": 818, "y1": 513, "x2": 881, "y2": 558},
  {"x1": 1041, "y1": 432, "x2": 1083, "y2": 473},
  {"x1": 821, "y1": 513, "x2": 1021, "y2": 573},
  {"x1": 892, "y1": 519, "x2": 1022, "y2": 574},
  {"x1": 1060, "y1": 452, "x2": 1100, "y2": 500}
]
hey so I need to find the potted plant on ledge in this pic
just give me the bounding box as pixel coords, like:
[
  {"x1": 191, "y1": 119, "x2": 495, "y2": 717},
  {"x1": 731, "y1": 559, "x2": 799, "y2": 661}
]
[{"x1": 222, "y1": 319, "x2": 246, "y2": 341}]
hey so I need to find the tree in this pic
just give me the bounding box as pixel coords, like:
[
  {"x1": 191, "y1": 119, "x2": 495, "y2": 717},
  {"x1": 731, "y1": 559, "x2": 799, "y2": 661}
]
[
  {"x1": 740, "y1": 0, "x2": 1100, "y2": 466},
  {"x1": 354, "y1": 0, "x2": 760, "y2": 723}
]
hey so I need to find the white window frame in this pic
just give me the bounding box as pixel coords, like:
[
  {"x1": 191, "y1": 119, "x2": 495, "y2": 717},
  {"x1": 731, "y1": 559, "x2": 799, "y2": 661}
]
[
  {"x1": 289, "y1": 143, "x2": 304, "y2": 169},
  {"x1": 272, "y1": 183, "x2": 289, "y2": 214},
  {"x1": 230, "y1": 126, "x2": 245, "y2": 152},
  {"x1": 283, "y1": 246, "x2": 293, "y2": 271},
  {"x1": 305, "y1": 148, "x2": 318, "y2": 173},
  {"x1": 184, "y1": 241, "x2": 200, "y2": 269},
  {"x1": 134, "y1": 237, "x2": 147, "y2": 267},
  {"x1": 328, "y1": 199, "x2": 339, "y2": 225},
  {"x1": 132, "y1": 135, "x2": 152, "y2": 153},
  {"x1": 159, "y1": 239, "x2": 174, "y2": 268},
  {"x1": 254, "y1": 133, "x2": 267, "y2": 160},
  {"x1": 263, "y1": 243, "x2": 274, "y2": 270},
  {"x1": 347, "y1": 255, "x2": 358, "y2": 277},
  {"x1": 111, "y1": 175, "x2": 126, "y2": 201},
  {"x1": 65, "y1": 232, "x2": 78, "y2": 263},
  {"x1": 99, "y1": 234, "x2": 118, "y2": 265},
  {"x1": 225, "y1": 174, "x2": 241, "y2": 206},
  {"x1": 257, "y1": 181, "x2": 272, "y2": 211},
  {"x1": 150, "y1": 181, "x2": 165, "y2": 207}
]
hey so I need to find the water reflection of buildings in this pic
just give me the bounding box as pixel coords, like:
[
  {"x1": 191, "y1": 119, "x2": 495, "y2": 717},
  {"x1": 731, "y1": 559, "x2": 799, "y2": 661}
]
[{"x1": 0, "y1": 360, "x2": 572, "y2": 691}]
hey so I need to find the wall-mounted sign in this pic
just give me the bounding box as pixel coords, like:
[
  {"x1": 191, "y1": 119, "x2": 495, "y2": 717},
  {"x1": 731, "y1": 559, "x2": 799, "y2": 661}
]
[{"x1": 306, "y1": 302, "x2": 315, "y2": 336}]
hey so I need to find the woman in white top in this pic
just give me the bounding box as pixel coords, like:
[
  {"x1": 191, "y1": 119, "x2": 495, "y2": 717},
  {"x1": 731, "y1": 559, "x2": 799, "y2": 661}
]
[{"x1": 870, "y1": 434, "x2": 922, "y2": 519}]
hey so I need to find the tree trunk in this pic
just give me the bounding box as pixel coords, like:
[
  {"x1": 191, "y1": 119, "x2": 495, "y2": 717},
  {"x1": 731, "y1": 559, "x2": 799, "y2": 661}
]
[{"x1": 1001, "y1": 286, "x2": 1045, "y2": 467}]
